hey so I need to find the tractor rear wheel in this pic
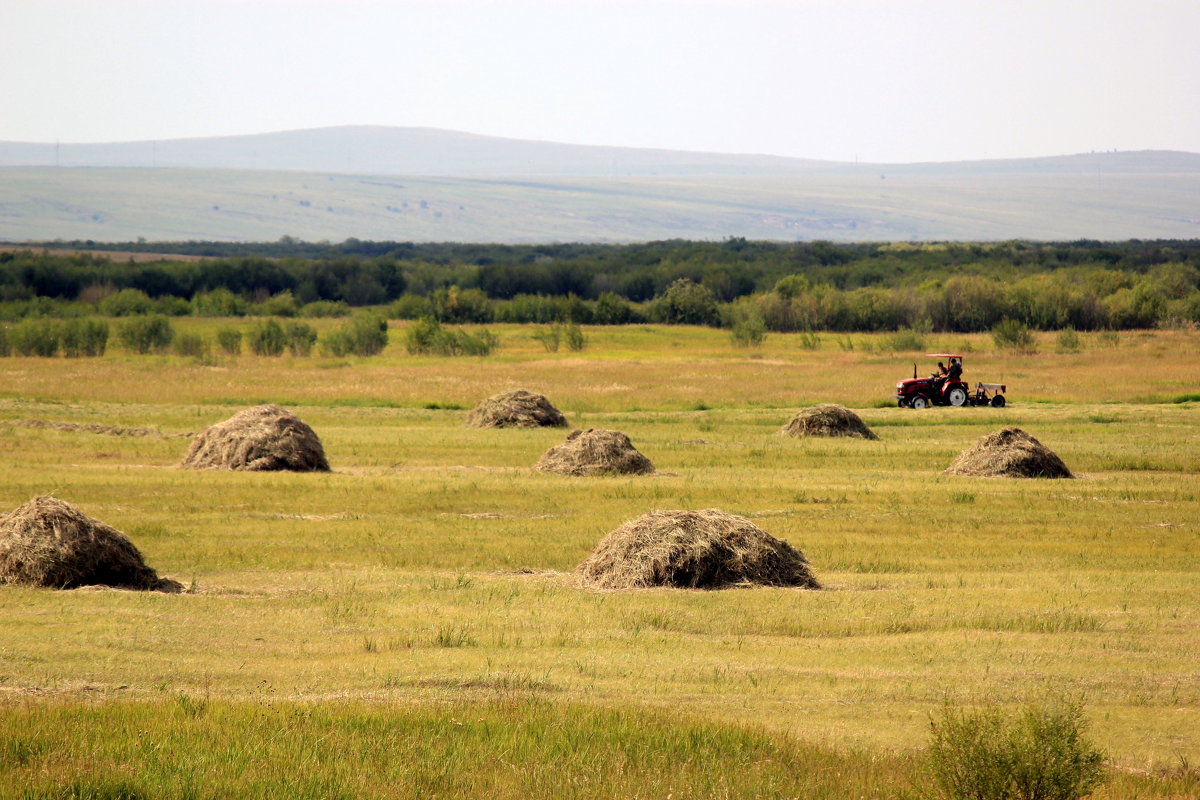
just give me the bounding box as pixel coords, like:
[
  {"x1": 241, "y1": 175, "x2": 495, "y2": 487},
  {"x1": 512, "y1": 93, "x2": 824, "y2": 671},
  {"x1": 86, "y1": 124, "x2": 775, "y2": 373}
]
[
  {"x1": 910, "y1": 395, "x2": 930, "y2": 410},
  {"x1": 947, "y1": 386, "x2": 967, "y2": 406},
  {"x1": 991, "y1": 395, "x2": 1006, "y2": 408}
]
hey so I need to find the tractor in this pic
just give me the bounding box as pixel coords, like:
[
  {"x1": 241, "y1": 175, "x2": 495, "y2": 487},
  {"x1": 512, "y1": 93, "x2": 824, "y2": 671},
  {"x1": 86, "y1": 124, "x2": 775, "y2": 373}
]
[{"x1": 894, "y1": 354, "x2": 1006, "y2": 409}]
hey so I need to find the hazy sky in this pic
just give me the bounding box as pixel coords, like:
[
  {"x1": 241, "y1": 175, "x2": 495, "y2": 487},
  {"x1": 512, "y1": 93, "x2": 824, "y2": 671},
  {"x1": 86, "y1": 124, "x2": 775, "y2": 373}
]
[{"x1": 3, "y1": 0, "x2": 1197, "y2": 162}]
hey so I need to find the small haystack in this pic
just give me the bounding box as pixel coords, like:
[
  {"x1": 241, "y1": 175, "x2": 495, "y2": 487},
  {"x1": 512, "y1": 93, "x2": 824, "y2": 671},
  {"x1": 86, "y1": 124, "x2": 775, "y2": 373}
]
[
  {"x1": 180, "y1": 404, "x2": 329, "y2": 471},
  {"x1": 466, "y1": 390, "x2": 567, "y2": 429},
  {"x1": 945, "y1": 427, "x2": 1073, "y2": 478},
  {"x1": 577, "y1": 508, "x2": 820, "y2": 590},
  {"x1": 781, "y1": 404, "x2": 878, "y2": 440},
  {"x1": 0, "y1": 496, "x2": 179, "y2": 591},
  {"x1": 535, "y1": 429, "x2": 655, "y2": 476}
]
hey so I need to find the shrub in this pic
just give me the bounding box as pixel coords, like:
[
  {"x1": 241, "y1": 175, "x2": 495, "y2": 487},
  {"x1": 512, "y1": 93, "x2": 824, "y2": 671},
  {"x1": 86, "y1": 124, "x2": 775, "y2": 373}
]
[
  {"x1": 322, "y1": 313, "x2": 389, "y2": 357},
  {"x1": 430, "y1": 285, "x2": 493, "y2": 323},
  {"x1": 215, "y1": 327, "x2": 242, "y2": 356},
  {"x1": 191, "y1": 288, "x2": 247, "y2": 317},
  {"x1": 98, "y1": 288, "x2": 154, "y2": 317},
  {"x1": 726, "y1": 298, "x2": 767, "y2": 348},
  {"x1": 117, "y1": 315, "x2": 174, "y2": 354},
  {"x1": 60, "y1": 319, "x2": 108, "y2": 357},
  {"x1": 299, "y1": 300, "x2": 351, "y2": 318},
  {"x1": 388, "y1": 294, "x2": 432, "y2": 320},
  {"x1": 247, "y1": 318, "x2": 287, "y2": 356},
  {"x1": 564, "y1": 321, "x2": 586, "y2": 352},
  {"x1": 993, "y1": 318, "x2": 1037, "y2": 352},
  {"x1": 404, "y1": 317, "x2": 498, "y2": 356},
  {"x1": 172, "y1": 332, "x2": 210, "y2": 359},
  {"x1": 0, "y1": 325, "x2": 8, "y2": 356},
  {"x1": 7, "y1": 318, "x2": 60, "y2": 356},
  {"x1": 928, "y1": 699, "x2": 1104, "y2": 800},
  {"x1": 155, "y1": 295, "x2": 191, "y2": 316},
  {"x1": 882, "y1": 326, "x2": 927, "y2": 352},
  {"x1": 283, "y1": 321, "x2": 317, "y2": 356},
  {"x1": 252, "y1": 290, "x2": 299, "y2": 318},
  {"x1": 532, "y1": 325, "x2": 561, "y2": 352},
  {"x1": 1055, "y1": 328, "x2": 1081, "y2": 354},
  {"x1": 593, "y1": 292, "x2": 640, "y2": 325},
  {"x1": 649, "y1": 278, "x2": 720, "y2": 326}
]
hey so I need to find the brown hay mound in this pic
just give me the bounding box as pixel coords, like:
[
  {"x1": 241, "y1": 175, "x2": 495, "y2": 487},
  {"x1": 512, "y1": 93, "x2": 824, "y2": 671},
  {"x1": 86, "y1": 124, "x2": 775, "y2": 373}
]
[
  {"x1": 577, "y1": 508, "x2": 820, "y2": 590},
  {"x1": 466, "y1": 390, "x2": 568, "y2": 429},
  {"x1": 781, "y1": 404, "x2": 878, "y2": 440},
  {"x1": 0, "y1": 496, "x2": 179, "y2": 591},
  {"x1": 945, "y1": 427, "x2": 1073, "y2": 478},
  {"x1": 180, "y1": 404, "x2": 330, "y2": 471},
  {"x1": 535, "y1": 429, "x2": 655, "y2": 476}
]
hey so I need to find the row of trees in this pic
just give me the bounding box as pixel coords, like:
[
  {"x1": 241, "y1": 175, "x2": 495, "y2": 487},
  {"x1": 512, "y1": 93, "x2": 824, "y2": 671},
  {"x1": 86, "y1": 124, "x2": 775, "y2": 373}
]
[{"x1": 3, "y1": 240, "x2": 1199, "y2": 331}]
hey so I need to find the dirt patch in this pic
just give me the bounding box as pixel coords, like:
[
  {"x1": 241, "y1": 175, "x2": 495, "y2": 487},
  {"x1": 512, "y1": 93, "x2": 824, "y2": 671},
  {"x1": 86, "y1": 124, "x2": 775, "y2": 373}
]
[
  {"x1": 577, "y1": 508, "x2": 820, "y2": 590},
  {"x1": 180, "y1": 404, "x2": 329, "y2": 472},
  {"x1": 0, "y1": 496, "x2": 179, "y2": 591},
  {"x1": 780, "y1": 404, "x2": 878, "y2": 440},
  {"x1": 945, "y1": 427, "x2": 1073, "y2": 478},
  {"x1": 465, "y1": 390, "x2": 567, "y2": 429},
  {"x1": 535, "y1": 428, "x2": 654, "y2": 476}
]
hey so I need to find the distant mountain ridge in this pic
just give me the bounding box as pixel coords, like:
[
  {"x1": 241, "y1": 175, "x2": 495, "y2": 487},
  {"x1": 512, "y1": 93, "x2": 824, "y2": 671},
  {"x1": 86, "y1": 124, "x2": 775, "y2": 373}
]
[{"x1": 2, "y1": 125, "x2": 1198, "y2": 176}]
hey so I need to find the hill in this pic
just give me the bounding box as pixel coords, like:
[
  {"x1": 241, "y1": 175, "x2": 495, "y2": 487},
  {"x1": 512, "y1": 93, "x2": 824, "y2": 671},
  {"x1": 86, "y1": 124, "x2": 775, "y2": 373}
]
[{"x1": 1, "y1": 127, "x2": 1197, "y2": 242}]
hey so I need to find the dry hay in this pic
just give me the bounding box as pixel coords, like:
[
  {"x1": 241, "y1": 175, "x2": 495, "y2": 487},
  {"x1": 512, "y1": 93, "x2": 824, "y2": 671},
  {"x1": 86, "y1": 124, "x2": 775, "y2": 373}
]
[
  {"x1": 780, "y1": 404, "x2": 878, "y2": 440},
  {"x1": 466, "y1": 390, "x2": 567, "y2": 429},
  {"x1": 6, "y1": 419, "x2": 175, "y2": 437},
  {"x1": 945, "y1": 427, "x2": 1073, "y2": 478},
  {"x1": 180, "y1": 404, "x2": 330, "y2": 471},
  {"x1": 535, "y1": 429, "x2": 655, "y2": 476},
  {"x1": 0, "y1": 496, "x2": 179, "y2": 591},
  {"x1": 577, "y1": 508, "x2": 820, "y2": 590}
]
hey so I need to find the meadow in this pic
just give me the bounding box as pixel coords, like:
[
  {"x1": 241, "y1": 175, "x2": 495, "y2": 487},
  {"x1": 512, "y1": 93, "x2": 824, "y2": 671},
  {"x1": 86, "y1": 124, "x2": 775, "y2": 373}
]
[{"x1": 0, "y1": 323, "x2": 1197, "y2": 799}]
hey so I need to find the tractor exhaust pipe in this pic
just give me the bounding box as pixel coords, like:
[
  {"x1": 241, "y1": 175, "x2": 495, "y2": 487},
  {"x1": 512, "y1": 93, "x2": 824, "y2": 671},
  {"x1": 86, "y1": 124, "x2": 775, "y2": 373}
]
[{"x1": 913, "y1": 362, "x2": 917, "y2": 379}]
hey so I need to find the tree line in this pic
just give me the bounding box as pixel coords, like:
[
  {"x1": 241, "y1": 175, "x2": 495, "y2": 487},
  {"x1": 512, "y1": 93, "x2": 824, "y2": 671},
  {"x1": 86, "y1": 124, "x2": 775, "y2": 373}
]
[{"x1": 3, "y1": 239, "x2": 1198, "y2": 332}]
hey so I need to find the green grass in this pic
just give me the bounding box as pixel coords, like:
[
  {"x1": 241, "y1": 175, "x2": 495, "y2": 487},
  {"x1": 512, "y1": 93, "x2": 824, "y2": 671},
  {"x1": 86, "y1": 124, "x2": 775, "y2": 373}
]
[{"x1": 0, "y1": 327, "x2": 1198, "y2": 798}]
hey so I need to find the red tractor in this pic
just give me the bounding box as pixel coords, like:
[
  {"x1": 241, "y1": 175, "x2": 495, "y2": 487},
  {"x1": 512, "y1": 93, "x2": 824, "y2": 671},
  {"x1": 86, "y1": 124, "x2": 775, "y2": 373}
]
[{"x1": 895, "y1": 354, "x2": 1006, "y2": 409}]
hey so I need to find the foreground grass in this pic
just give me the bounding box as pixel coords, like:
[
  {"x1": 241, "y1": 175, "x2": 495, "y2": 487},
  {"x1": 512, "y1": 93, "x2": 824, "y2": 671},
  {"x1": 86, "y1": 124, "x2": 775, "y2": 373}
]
[{"x1": 1, "y1": 327, "x2": 1198, "y2": 797}]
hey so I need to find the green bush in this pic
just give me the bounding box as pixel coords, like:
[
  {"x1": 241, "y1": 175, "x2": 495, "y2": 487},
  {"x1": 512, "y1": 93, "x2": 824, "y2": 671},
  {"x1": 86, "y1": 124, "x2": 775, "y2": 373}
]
[
  {"x1": 430, "y1": 285, "x2": 493, "y2": 323},
  {"x1": 247, "y1": 318, "x2": 287, "y2": 356},
  {"x1": 251, "y1": 290, "x2": 299, "y2": 318},
  {"x1": 532, "y1": 325, "x2": 561, "y2": 352},
  {"x1": 215, "y1": 327, "x2": 242, "y2": 356},
  {"x1": 649, "y1": 279, "x2": 720, "y2": 326},
  {"x1": 1055, "y1": 327, "x2": 1081, "y2": 353},
  {"x1": 191, "y1": 288, "x2": 247, "y2": 317},
  {"x1": 172, "y1": 332, "x2": 210, "y2": 359},
  {"x1": 60, "y1": 319, "x2": 108, "y2": 357},
  {"x1": 98, "y1": 288, "x2": 154, "y2": 317},
  {"x1": 564, "y1": 322, "x2": 586, "y2": 352},
  {"x1": 928, "y1": 699, "x2": 1104, "y2": 800},
  {"x1": 882, "y1": 326, "x2": 927, "y2": 352},
  {"x1": 0, "y1": 325, "x2": 8, "y2": 356},
  {"x1": 404, "y1": 317, "x2": 498, "y2": 356},
  {"x1": 725, "y1": 298, "x2": 767, "y2": 348},
  {"x1": 388, "y1": 294, "x2": 432, "y2": 320},
  {"x1": 7, "y1": 318, "x2": 60, "y2": 356},
  {"x1": 155, "y1": 295, "x2": 191, "y2": 316},
  {"x1": 321, "y1": 313, "x2": 389, "y2": 357},
  {"x1": 117, "y1": 315, "x2": 174, "y2": 354},
  {"x1": 299, "y1": 300, "x2": 351, "y2": 318},
  {"x1": 593, "y1": 292, "x2": 640, "y2": 325},
  {"x1": 993, "y1": 318, "x2": 1037, "y2": 352},
  {"x1": 283, "y1": 321, "x2": 318, "y2": 356}
]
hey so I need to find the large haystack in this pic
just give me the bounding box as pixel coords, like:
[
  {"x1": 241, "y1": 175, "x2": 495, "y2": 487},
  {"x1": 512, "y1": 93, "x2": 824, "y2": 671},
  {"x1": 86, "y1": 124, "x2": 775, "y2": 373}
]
[
  {"x1": 180, "y1": 404, "x2": 329, "y2": 471},
  {"x1": 535, "y1": 429, "x2": 655, "y2": 476},
  {"x1": 0, "y1": 496, "x2": 179, "y2": 591},
  {"x1": 781, "y1": 404, "x2": 878, "y2": 440},
  {"x1": 466, "y1": 390, "x2": 567, "y2": 429},
  {"x1": 945, "y1": 427, "x2": 1073, "y2": 478},
  {"x1": 577, "y1": 509, "x2": 820, "y2": 590}
]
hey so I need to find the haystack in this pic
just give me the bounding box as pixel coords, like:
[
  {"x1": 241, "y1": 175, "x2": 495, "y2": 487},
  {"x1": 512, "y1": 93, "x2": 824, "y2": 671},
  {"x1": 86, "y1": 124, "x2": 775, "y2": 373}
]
[
  {"x1": 0, "y1": 496, "x2": 179, "y2": 591},
  {"x1": 535, "y1": 429, "x2": 655, "y2": 476},
  {"x1": 781, "y1": 404, "x2": 878, "y2": 440},
  {"x1": 945, "y1": 427, "x2": 1073, "y2": 478},
  {"x1": 577, "y1": 509, "x2": 820, "y2": 590},
  {"x1": 180, "y1": 404, "x2": 329, "y2": 471},
  {"x1": 466, "y1": 390, "x2": 567, "y2": 429}
]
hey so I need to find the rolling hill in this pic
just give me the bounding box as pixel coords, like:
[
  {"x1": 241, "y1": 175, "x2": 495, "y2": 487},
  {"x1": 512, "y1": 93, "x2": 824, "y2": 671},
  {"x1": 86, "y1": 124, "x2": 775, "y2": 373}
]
[{"x1": 1, "y1": 126, "x2": 1197, "y2": 242}]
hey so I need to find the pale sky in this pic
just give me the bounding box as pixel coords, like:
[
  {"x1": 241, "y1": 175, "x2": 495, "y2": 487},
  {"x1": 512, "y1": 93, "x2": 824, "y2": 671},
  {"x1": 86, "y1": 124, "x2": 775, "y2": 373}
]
[{"x1": 2, "y1": 0, "x2": 1197, "y2": 163}]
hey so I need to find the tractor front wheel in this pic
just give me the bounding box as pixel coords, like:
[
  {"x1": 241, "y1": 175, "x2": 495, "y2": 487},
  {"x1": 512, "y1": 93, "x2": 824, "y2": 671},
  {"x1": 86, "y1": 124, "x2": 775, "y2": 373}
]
[
  {"x1": 947, "y1": 386, "x2": 968, "y2": 407},
  {"x1": 910, "y1": 395, "x2": 930, "y2": 410},
  {"x1": 991, "y1": 395, "x2": 1006, "y2": 408}
]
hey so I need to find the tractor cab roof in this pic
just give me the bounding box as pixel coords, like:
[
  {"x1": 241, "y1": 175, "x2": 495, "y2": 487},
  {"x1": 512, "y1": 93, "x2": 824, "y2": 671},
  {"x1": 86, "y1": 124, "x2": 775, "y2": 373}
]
[{"x1": 925, "y1": 353, "x2": 964, "y2": 360}]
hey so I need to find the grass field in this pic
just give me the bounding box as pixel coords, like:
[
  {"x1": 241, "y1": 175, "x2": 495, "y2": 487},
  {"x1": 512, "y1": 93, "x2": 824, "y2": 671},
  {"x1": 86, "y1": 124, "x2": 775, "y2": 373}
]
[{"x1": 1, "y1": 325, "x2": 1198, "y2": 798}]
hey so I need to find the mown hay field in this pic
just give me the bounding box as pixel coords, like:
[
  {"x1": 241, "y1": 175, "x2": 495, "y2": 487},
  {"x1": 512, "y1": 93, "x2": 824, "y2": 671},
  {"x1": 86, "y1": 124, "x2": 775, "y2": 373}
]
[{"x1": 0, "y1": 325, "x2": 1197, "y2": 799}]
